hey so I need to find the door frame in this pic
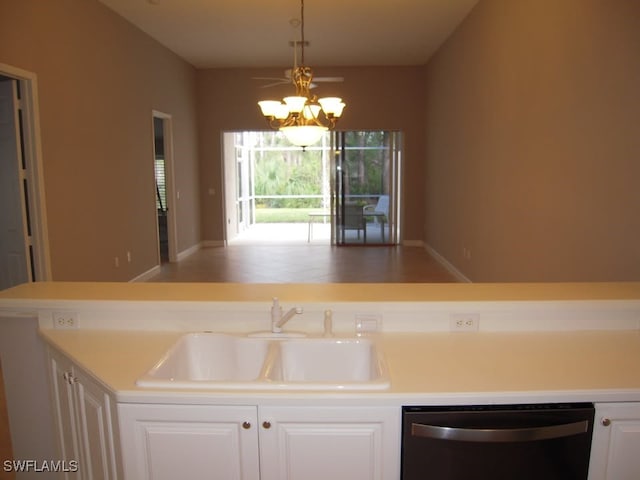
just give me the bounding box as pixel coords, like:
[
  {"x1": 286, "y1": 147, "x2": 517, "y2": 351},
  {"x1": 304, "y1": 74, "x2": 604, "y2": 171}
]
[
  {"x1": 151, "y1": 111, "x2": 178, "y2": 263},
  {"x1": 331, "y1": 130, "x2": 403, "y2": 246},
  {"x1": 0, "y1": 62, "x2": 51, "y2": 282}
]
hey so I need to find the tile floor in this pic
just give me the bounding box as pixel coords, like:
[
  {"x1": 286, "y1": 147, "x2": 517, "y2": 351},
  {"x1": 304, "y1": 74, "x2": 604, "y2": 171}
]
[{"x1": 148, "y1": 224, "x2": 457, "y2": 283}]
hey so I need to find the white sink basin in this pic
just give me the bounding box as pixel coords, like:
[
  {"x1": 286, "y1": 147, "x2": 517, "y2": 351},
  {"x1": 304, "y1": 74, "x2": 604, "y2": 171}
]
[
  {"x1": 136, "y1": 333, "x2": 271, "y2": 389},
  {"x1": 137, "y1": 333, "x2": 390, "y2": 391},
  {"x1": 270, "y1": 338, "x2": 390, "y2": 390}
]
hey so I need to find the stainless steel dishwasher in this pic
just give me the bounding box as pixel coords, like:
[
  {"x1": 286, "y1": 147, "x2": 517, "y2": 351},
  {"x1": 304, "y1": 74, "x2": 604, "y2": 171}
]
[{"x1": 401, "y1": 403, "x2": 595, "y2": 479}]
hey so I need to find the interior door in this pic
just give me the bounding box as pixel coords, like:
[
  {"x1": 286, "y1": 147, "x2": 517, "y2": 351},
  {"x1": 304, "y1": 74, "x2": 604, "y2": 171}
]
[
  {"x1": 152, "y1": 112, "x2": 177, "y2": 263},
  {"x1": 0, "y1": 78, "x2": 30, "y2": 289},
  {"x1": 153, "y1": 116, "x2": 169, "y2": 263},
  {"x1": 332, "y1": 131, "x2": 402, "y2": 246}
]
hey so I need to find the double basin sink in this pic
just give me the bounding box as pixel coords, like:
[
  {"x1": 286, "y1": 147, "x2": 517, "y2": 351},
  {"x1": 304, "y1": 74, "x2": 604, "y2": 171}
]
[{"x1": 136, "y1": 333, "x2": 390, "y2": 391}]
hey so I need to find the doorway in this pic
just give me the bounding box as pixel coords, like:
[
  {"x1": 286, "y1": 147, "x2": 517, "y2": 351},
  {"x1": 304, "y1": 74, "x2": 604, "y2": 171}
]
[
  {"x1": 333, "y1": 131, "x2": 402, "y2": 245},
  {"x1": 0, "y1": 64, "x2": 50, "y2": 289},
  {"x1": 222, "y1": 131, "x2": 401, "y2": 245},
  {"x1": 222, "y1": 131, "x2": 332, "y2": 244},
  {"x1": 152, "y1": 112, "x2": 177, "y2": 263}
]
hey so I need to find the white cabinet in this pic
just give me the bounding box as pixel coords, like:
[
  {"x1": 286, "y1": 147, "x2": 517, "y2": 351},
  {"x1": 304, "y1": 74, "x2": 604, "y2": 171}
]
[
  {"x1": 589, "y1": 403, "x2": 640, "y2": 480},
  {"x1": 118, "y1": 404, "x2": 260, "y2": 480},
  {"x1": 118, "y1": 404, "x2": 400, "y2": 480},
  {"x1": 258, "y1": 406, "x2": 399, "y2": 480},
  {"x1": 48, "y1": 348, "x2": 122, "y2": 479}
]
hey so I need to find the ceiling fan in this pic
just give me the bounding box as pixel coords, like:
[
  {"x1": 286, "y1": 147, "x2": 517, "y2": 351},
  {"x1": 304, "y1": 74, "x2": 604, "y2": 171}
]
[
  {"x1": 254, "y1": 67, "x2": 344, "y2": 89},
  {"x1": 253, "y1": 21, "x2": 343, "y2": 89}
]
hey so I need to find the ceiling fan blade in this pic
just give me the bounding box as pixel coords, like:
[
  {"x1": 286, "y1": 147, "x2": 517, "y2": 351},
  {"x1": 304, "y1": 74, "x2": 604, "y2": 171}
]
[
  {"x1": 313, "y1": 77, "x2": 344, "y2": 82},
  {"x1": 251, "y1": 76, "x2": 292, "y2": 88},
  {"x1": 252, "y1": 77, "x2": 289, "y2": 82},
  {"x1": 259, "y1": 81, "x2": 291, "y2": 89}
]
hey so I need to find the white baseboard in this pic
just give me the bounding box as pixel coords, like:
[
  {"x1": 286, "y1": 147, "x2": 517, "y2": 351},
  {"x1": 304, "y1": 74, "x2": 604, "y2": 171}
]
[
  {"x1": 130, "y1": 242, "x2": 220, "y2": 282},
  {"x1": 129, "y1": 265, "x2": 161, "y2": 283},
  {"x1": 176, "y1": 243, "x2": 202, "y2": 261},
  {"x1": 200, "y1": 240, "x2": 225, "y2": 248},
  {"x1": 424, "y1": 244, "x2": 472, "y2": 283}
]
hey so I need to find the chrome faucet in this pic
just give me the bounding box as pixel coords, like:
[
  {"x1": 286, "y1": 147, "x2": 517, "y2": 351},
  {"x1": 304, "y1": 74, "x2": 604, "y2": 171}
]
[{"x1": 271, "y1": 297, "x2": 303, "y2": 333}]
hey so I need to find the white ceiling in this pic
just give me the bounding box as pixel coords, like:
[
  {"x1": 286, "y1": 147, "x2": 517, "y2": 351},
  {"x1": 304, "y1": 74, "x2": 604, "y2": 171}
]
[{"x1": 97, "y1": 0, "x2": 479, "y2": 68}]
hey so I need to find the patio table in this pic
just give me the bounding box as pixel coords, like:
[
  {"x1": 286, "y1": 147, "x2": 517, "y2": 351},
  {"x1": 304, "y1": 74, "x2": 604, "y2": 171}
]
[{"x1": 307, "y1": 211, "x2": 330, "y2": 242}]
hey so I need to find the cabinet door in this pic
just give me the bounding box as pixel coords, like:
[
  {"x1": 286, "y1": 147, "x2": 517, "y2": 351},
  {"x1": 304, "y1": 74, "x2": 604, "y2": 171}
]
[
  {"x1": 258, "y1": 406, "x2": 400, "y2": 480},
  {"x1": 589, "y1": 403, "x2": 640, "y2": 480},
  {"x1": 118, "y1": 404, "x2": 260, "y2": 480},
  {"x1": 48, "y1": 349, "x2": 121, "y2": 479},
  {"x1": 48, "y1": 350, "x2": 81, "y2": 479},
  {"x1": 73, "y1": 367, "x2": 120, "y2": 479}
]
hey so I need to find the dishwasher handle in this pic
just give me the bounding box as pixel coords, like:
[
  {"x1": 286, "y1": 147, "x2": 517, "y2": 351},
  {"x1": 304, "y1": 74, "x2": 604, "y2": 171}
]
[{"x1": 411, "y1": 420, "x2": 589, "y2": 443}]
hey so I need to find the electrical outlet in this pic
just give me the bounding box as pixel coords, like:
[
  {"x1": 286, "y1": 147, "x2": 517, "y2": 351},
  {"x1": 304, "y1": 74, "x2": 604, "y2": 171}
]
[
  {"x1": 53, "y1": 311, "x2": 78, "y2": 329},
  {"x1": 355, "y1": 313, "x2": 382, "y2": 335},
  {"x1": 450, "y1": 313, "x2": 479, "y2": 332}
]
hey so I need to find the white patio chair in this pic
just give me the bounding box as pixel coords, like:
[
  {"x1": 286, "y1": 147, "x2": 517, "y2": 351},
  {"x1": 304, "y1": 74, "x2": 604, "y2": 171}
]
[{"x1": 363, "y1": 195, "x2": 389, "y2": 242}]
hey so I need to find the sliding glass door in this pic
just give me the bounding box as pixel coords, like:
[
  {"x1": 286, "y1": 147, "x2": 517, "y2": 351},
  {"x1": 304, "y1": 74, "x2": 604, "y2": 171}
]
[
  {"x1": 221, "y1": 131, "x2": 401, "y2": 245},
  {"x1": 332, "y1": 131, "x2": 402, "y2": 246}
]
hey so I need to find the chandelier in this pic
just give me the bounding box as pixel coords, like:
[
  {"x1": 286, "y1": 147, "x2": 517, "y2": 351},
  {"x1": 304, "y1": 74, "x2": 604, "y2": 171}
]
[{"x1": 257, "y1": 0, "x2": 345, "y2": 148}]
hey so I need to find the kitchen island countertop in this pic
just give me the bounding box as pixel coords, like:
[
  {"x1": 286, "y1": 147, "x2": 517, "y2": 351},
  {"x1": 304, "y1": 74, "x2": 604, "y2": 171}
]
[
  {"x1": 39, "y1": 327, "x2": 640, "y2": 406},
  {"x1": 2, "y1": 280, "x2": 640, "y2": 405}
]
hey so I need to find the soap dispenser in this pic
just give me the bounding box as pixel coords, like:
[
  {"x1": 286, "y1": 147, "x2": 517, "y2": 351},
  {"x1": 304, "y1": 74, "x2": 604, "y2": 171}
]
[{"x1": 323, "y1": 309, "x2": 334, "y2": 337}]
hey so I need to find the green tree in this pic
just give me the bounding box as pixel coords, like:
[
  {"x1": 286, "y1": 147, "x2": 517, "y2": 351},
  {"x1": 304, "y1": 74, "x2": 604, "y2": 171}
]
[{"x1": 254, "y1": 148, "x2": 323, "y2": 208}]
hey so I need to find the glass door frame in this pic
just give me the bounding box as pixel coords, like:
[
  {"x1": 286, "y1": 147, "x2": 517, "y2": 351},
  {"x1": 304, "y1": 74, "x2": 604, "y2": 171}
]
[{"x1": 330, "y1": 131, "x2": 403, "y2": 246}]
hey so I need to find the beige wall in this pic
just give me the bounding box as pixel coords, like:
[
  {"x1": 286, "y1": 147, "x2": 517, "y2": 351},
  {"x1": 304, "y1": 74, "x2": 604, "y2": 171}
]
[
  {"x1": 0, "y1": 0, "x2": 200, "y2": 281},
  {"x1": 424, "y1": 0, "x2": 640, "y2": 281},
  {"x1": 3, "y1": 0, "x2": 636, "y2": 283},
  {"x1": 197, "y1": 66, "x2": 427, "y2": 243}
]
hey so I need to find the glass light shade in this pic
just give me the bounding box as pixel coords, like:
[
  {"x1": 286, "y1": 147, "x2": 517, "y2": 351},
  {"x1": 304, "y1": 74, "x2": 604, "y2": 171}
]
[
  {"x1": 273, "y1": 103, "x2": 289, "y2": 120},
  {"x1": 280, "y1": 125, "x2": 328, "y2": 147},
  {"x1": 259, "y1": 101, "x2": 290, "y2": 120},
  {"x1": 303, "y1": 104, "x2": 321, "y2": 120},
  {"x1": 283, "y1": 96, "x2": 307, "y2": 113},
  {"x1": 258, "y1": 101, "x2": 281, "y2": 117},
  {"x1": 318, "y1": 97, "x2": 345, "y2": 117}
]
